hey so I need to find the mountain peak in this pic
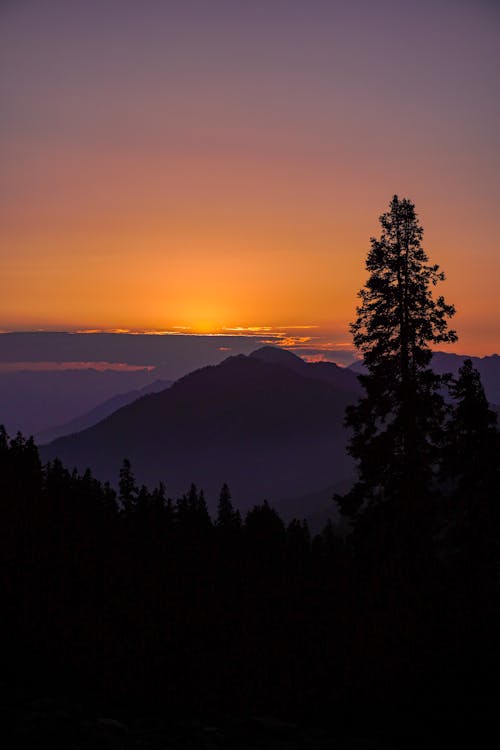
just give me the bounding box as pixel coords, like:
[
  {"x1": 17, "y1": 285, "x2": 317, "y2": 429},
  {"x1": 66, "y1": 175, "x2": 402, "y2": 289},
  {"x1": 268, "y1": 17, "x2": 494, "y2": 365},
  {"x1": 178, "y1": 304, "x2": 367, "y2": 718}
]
[{"x1": 250, "y1": 346, "x2": 305, "y2": 366}]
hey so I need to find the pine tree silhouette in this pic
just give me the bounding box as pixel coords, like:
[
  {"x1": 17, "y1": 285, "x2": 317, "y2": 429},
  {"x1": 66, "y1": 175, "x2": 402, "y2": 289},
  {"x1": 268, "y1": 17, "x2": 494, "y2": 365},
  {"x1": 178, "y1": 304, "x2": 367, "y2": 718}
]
[{"x1": 340, "y1": 195, "x2": 457, "y2": 517}]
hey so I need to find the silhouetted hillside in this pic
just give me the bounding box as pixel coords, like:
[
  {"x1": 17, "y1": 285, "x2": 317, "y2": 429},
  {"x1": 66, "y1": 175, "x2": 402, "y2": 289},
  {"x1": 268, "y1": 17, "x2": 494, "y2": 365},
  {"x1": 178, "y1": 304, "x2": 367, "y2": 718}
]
[
  {"x1": 350, "y1": 351, "x2": 500, "y2": 404},
  {"x1": 251, "y1": 345, "x2": 362, "y2": 393},
  {"x1": 0, "y1": 368, "x2": 157, "y2": 436},
  {"x1": 36, "y1": 379, "x2": 172, "y2": 444},
  {"x1": 42, "y1": 349, "x2": 359, "y2": 511}
]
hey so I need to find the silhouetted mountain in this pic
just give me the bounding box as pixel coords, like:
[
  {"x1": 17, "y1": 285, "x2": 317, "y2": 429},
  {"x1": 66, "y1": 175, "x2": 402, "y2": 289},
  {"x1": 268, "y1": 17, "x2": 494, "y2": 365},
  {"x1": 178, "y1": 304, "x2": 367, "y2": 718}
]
[
  {"x1": 36, "y1": 379, "x2": 172, "y2": 444},
  {"x1": 0, "y1": 368, "x2": 157, "y2": 436},
  {"x1": 251, "y1": 345, "x2": 362, "y2": 393},
  {"x1": 42, "y1": 350, "x2": 359, "y2": 512},
  {"x1": 349, "y1": 351, "x2": 500, "y2": 404}
]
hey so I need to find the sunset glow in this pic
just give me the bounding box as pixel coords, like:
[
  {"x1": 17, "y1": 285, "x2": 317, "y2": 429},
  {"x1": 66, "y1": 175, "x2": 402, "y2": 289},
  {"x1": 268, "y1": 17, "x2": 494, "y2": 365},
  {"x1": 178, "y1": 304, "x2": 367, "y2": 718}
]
[{"x1": 1, "y1": 0, "x2": 498, "y2": 356}]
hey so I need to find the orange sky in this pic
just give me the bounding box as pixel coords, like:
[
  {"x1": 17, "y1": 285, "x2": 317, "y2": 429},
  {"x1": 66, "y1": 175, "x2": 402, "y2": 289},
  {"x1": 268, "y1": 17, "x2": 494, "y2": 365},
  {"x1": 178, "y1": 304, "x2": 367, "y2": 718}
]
[{"x1": 1, "y1": 1, "x2": 498, "y2": 356}]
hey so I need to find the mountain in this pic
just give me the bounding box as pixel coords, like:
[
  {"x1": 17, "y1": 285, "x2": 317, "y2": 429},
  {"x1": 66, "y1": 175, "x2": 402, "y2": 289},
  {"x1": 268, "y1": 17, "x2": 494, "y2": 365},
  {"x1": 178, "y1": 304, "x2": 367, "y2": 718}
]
[
  {"x1": 0, "y1": 368, "x2": 158, "y2": 437},
  {"x1": 36, "y1": 379, "x2": 173, "y2": 444},
  {"x1": 42, "y1": 347, "x2": 360, "y2": 513},
  {"x1": 349, "y1": 351, "x2": 500, "y2": 404},
  {"x1": 251, "y1": 345, "x2": 362, "y2": 393}
]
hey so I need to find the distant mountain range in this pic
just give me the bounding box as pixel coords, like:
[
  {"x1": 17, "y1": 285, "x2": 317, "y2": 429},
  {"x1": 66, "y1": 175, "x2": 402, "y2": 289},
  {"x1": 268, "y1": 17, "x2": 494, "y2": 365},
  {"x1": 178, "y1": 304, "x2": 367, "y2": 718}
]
[
  {"x1": 42, "y1": 347, "x2": 361, "y2": 513},
  {"x1": 36, "y1": 379, "x2": 172, "y2": 444},
  {"x1": 39, "y1": 346, "x2": 499, "y2": 521},
  {"x1": 0, "y1": 368, "x2": 159, "y2": 437},
  {"x1": 349, "y1": 351, "x2": 500, "y2": 404}
]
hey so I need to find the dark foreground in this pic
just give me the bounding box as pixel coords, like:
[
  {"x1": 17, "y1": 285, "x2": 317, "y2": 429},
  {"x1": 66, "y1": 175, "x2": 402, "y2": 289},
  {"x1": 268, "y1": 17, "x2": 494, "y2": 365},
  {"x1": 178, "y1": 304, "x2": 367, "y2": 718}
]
[
  {"x1": 4, "y1": 690, "x2": 500, "y2": 749},
  {"x1": 1, "y1": 430, "x2": 500, "y2": 748}
]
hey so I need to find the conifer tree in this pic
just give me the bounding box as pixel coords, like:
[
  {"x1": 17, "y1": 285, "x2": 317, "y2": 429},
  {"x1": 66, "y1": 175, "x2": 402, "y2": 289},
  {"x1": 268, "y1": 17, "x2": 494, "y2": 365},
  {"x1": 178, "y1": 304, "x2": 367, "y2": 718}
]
[
  {"x1": 216, "y1": 483, "x2": 241, "y2": 531},
  {"x1": 0, "y1": 425, "x2": 8, "y2": 454},
  {"x1": 443, "y1": 359, "x2": 499, "y2": 524},
  {"x1": 119, "y1": 458, "x2": 137, "y2": 513},
  {"x1": 137, "y1": 484, "x2": 151, "y2": 514},
  {"x1": 102, "y1": 480, "x2": 118, "y2": 515},
  {"x1": 177, "y1": 484, "x2": 212, "y2": 535},
  {"x1": 340, "y1": 195, "x2": 457, "y2": 516},
  {"x1": 152, "y1": 480, "x2": 166, "y2": 504}
]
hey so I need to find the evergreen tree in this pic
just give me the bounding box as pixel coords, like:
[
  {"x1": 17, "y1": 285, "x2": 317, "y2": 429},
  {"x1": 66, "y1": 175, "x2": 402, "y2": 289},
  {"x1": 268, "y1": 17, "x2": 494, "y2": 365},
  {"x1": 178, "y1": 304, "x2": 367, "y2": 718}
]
[
  {"x1": 245, "y1": 501, "x2": 285, "y2": 570},
  {"x1": 0, "y1": 425, "x2": 8, "y2": 454},
  {"x1": 151, "y1": 480, "x2": 166, "y2": 510},
  {"x1": 340, "y1": 195, "x2": 457, "y2": 516},
  {"x1": 102, "y1": 480, "x2": 118, "y2": 515},
  {"x1": 136, "y1": 484, "x2": 151, "y2": 514},
  {"x1": 216, "y1": 483, "x2": 241, "y2": 531},
  {"x1": 177, "y1": 483, "x2": 212, "y2": 536},
  {"x1": 443, "y1": 359, "x2": 499, "y2": 526},
  {"x1": 119, "y1": 457, "x2": 137, "y2": 513}
]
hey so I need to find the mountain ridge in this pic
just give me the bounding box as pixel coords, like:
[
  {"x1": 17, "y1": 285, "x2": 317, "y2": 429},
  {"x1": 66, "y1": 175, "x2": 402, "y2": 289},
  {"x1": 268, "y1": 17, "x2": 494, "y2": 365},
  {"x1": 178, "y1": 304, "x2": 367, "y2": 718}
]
[
  {"x1": 349, "y1": 351, "x2": 500, "y2": 403},
  {"x1": 42, "y1": 348, "x2": 359, "y2": 511},
  {"x1": 40, "y1": 345, "x2": 499, "y2": 516},
  {"x1": 36, "y1": 378, "x2": 173, "y2": 444}
]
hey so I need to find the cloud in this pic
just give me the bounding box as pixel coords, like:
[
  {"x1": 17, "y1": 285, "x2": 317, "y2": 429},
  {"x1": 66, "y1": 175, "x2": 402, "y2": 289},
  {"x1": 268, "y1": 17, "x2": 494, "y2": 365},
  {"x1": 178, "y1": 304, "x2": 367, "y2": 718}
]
[
  {"x1": 0, "y1": 361, "x2": 155, "y2": 372},
  {"x1": 0, "y1": 327, "x2": 360, "y2": 372}
]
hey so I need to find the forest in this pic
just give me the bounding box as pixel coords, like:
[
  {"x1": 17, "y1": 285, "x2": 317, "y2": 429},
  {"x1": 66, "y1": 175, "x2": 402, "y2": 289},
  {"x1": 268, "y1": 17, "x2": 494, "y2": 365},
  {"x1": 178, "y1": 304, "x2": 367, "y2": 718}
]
[{"x1": 1, "y1": 197, "x2": 499, "y2": 748}]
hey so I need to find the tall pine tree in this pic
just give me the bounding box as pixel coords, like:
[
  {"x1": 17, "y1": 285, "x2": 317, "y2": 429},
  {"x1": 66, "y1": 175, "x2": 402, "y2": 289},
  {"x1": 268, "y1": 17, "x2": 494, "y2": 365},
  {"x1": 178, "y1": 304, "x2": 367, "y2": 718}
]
[{"x1": 340, "y1": 195, "x2": 457, "y2": 517}]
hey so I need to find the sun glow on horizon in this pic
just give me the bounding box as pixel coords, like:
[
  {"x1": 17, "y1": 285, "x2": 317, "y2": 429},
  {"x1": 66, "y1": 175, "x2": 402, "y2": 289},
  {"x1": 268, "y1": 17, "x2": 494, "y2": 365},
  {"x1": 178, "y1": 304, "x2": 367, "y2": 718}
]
[{"x1": 1, "y1": 2, "x2": 498, "y2": 356}]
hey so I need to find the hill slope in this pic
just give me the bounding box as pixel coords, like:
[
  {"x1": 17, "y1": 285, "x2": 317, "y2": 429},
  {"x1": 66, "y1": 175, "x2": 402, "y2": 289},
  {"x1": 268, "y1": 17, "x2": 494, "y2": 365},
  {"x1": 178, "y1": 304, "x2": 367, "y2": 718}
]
[
  {"x1": 43, "y1": 348, "x2": 359, "y2": 511},
  {"x1": 36, "y1": 379, "x2": 172, "y2": 444},
  {"x1": 0, "y1": 368, "x2": 157, "y2": 437}
]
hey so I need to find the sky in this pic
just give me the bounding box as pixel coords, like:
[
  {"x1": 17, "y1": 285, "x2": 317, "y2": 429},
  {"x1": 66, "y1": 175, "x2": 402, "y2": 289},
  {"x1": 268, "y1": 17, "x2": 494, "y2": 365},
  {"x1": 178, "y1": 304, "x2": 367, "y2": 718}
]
[{"x1": 1, "y1": 0, "x2": 499, "y2": 358}]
